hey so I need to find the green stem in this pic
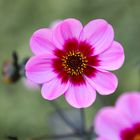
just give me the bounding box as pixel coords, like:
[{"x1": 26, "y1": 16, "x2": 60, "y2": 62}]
[
  {"x1": 51, "y1": 101, "x2": 81, "y2": 133},
  {"x1": 30, "y1": 132, "x2": 80, "y2": 140}
]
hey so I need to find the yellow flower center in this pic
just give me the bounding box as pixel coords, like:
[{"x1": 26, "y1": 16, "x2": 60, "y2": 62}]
[
  {"x1": 62, "y1": 51, "x2": 88, "y2": 76},
  {"x1": 134, "y1": 134, "x2": 140, "y2": 140}
]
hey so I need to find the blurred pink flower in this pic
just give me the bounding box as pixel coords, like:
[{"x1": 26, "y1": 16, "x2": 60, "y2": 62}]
[
  {"x1": 94, "y1": 92, "x2": 140, "y2": 140},
  {"x1": 25, "y1": 18, "x2": 124, "y2": 108},
  {"x1": 22, "y1": 78, "x2": 39, "y2": 90}
]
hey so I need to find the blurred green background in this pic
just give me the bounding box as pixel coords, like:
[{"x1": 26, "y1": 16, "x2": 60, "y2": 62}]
[{"x1": 0, "y1": 0, "x2": 140, "y2": 139}]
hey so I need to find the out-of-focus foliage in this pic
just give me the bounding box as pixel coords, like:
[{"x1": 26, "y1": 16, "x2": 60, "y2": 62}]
[{"x1": 0, "y1": 0, "x2": 140, "y2": 139}]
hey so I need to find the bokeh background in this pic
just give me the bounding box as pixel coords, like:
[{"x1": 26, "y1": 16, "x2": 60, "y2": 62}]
[{"x1": 0, "y1": 0, "x2": 140, "y2": 139}]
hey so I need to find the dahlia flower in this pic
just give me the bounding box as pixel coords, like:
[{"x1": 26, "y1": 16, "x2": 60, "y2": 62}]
[
  {"x1": 25, "y1": 18, "x2": 124, "y2": 108},
  {"x1": 94, "y1": 92, "x2": 140, "y2": 140}
]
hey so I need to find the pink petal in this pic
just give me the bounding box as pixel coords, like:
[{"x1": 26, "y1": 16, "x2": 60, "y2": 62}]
[
  {"x1": 30, "y1": 28, "x2": 56, "y2": 55},
  {"x1": 80, "y1": 19, "x2": 114, "y2": 55},
  {"x1": 41, "y1": 78, "x2": 69, "y2": 100},
  {"x1": 64, "y1": 82, "x2": 96, "y2": 108},
  {"x1": 96, "y1": 137, "x2": 109, "y2": 140},
  {"x1": 94, "y1": 107, "x2": 131, "y2": 140},
  {"x1": 53, "y1": 18, "x2": 83, "y2": 49},
  {"x1": 86, "y1": 70, "x2": 118, "y2": 95},
  {"x1": 97, "y1": 41, "x2": 125, "y2": 70},
  {"x1": 25, "y1": 54, "x2": 57, "y2": 84},
  {"x1": 116, "y1": 92, "x2": 140, "y2": 123}
]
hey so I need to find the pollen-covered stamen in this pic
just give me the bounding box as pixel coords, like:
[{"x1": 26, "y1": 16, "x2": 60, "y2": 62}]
[
  {"x1": 134, "y1": 134, "x2": 140, "y2": 140},
  {"x1": 62, "y1": 51, "x2": 88, "y2": 76}
]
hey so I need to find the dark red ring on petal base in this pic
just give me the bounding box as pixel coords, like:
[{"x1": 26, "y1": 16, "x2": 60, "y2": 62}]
[
  {"x1": 121, "y1": 123, "x2": 140, "y2": 140},
  {"x1": 53, "y1": 38, "x2": 100, "y2": 85}
]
